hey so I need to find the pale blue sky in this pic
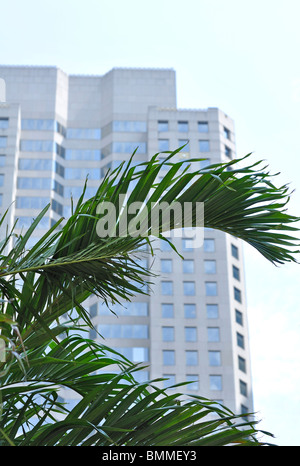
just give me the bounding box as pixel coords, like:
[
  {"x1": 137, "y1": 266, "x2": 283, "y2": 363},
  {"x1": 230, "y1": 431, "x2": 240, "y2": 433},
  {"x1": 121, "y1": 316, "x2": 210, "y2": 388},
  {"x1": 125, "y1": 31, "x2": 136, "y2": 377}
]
[{"x1": 2, "y1": 0, "x2": 300, "y2": 445}]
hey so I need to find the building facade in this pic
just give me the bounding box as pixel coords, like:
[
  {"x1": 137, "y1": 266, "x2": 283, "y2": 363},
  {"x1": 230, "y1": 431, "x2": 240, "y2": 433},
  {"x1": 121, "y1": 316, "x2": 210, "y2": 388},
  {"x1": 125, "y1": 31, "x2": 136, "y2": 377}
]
[{"x1": 0, "y1": 65, "x2": 253, "y2": 415}]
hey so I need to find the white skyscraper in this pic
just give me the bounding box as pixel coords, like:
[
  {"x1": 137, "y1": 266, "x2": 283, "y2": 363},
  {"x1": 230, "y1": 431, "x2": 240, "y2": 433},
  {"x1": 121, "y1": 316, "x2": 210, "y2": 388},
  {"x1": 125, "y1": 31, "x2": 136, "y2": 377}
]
[{"x1": 0, "y1": 65, "x2": 253, "y2": 416}]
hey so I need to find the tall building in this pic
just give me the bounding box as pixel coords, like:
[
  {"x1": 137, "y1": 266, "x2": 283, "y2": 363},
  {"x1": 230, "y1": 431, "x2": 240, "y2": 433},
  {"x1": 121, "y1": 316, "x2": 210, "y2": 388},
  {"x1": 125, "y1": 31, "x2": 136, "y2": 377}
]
[{"x1": 0, "y1": 65, "x2": 253, "y2": 416}]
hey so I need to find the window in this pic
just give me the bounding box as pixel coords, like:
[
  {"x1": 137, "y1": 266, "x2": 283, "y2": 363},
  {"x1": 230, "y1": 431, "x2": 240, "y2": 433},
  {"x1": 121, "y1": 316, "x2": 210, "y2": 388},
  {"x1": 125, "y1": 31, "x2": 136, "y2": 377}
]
[
  {"x1": 234, "y1": 287, "x2": 242, "y2": 303},
  {"x1": 205, "y1": 282, "x2": 217, "y2": 296},
  {"x1": 233, "y1": 265, "x2": 240, "y2": 281},
  {"x1": 199, "y1": 140, "x2": 210, "y2": 152},
  {"x1": 0, "y1": 174, "x2": 4, "y2": 187},
  {"x1": 65, "y1": 149, "x2": 101, "y2": 161},
  {"x1": 207, "y1": 327, "x2": 220, "y2": 342},
  {"x1": 65, "y1": 167, "x2": 100, "y2": 180},
  {"x1": 89, "y1": 303, "x2": 98, "y2": 318},
  {"x1": 185, "y1": 350, "x2": 198, "y2": 366},
  {"x1": 0, "y1": 155, "x2": 5, "y2": 167},
  {"x1": 200, "y1": 159, "x2": 210, "y2": 169},
  {"x1": 112, "y1": 121, "x2": 147, "y2": 132},
  {"x1": 224, "y1": 127, "x2": 231, "y2": 139},
  {"x1": 112, "y1": 141, "x2": 146, "y2": 154},
  {"x1": 203, "y1": 238, "x2": 215, "y2": 252},
  {"x1": 240, "y1": 380, "x2": 247, "y2": 396},
  {"x1": 204, "y1": 260, "x2": 216, "y2": 274},
  {"x1": 99, "y1": 324, "x2": 148, "y2": 339},
  {"x1": 235, "y1": 309, "x2": 243, "y2": 325},
  {"x1": 183, "y1": 260, "x2": 194, "y2": 274},
  {"x1": 185, "y1": 327, "x2": 197, "y2": 342},
  {"x1": 198, "y1": 121, "x2": 209, "y2": 133},
  {"x1": 186, "y1": 375, "x2": 199, "y2": 391},
  {"x1": 51, "y1": 200, "x2": 63, "y2": 216},
  {"x1": 112, "y1": 347, "x2": 149, "y2": 363},
  {"x1": 184, "y1": 303, "x2": 196, "y2": 319},
  {"x1": 160, "y1": 238, "x2": 172, "y2": 251},
  {"x1": 158, "y1": 120, "x2": 169, "y2": 132},
  {"x1": 17, "y1": 177, "x2": 51, "y2": 190},
  {"x1": 206, "y1": 304, "x2": 219, "y2": 319},
  {"x1": 225, "y1": 145, "x2": 232, "y2": 158},
  {"x1": 55, "y1": 143, "x2": 65, "y2": 158},
  {"x1": 178, "y1": 121, "x2": 188, "y2": 132},
  {"x1": 231, "y1": 244, "x2": 239, "y2": 259},
  {"x1": 163, "y1": 374, "x2": 176, "y2": 389},
  {"x1": 66, "y1": 128, "x2": 101, "y2": 139},
  {"x1": 16, "y1": 196, "x2": 49, "y2": 210},
  {"x1": 182, "y1": 238, "x2": 193, "y2": 251},
  {"x1": 183, "y1": 281, "x2": 195, "y2": 296},
  {"x1": 0, "y1": 118, "x2": 9, "y2": 129},
  {"x1": 0, "y1": 194, "x2": 2, "y2": 207},
  {"x1": 99, "y1": 301, "x2": 148, "y2": 317},
  {"x1": 162, "y1": 326, "x2": 174, "y2": 342},
  {"x1": 55, "y1": 162, "x2": 65, "y2": 178},
  {"x1": 163, "y1": 350, "x2": 175, "y2": 365},
  {"x1": 158, "y1": 139, "x2": 169, "y2": 151},
  {"x1": 64, "y1": 186, "x2": 97, "y2": 199},
  {"x1": 20, "y1": 140, "x2": 54, "y2": 152},
  {"x1": 53, "y1": 180, "x2": 64, "y2": 197},
  {"x1": 241, "y1": 404, "x2": 249, "y2": 415},
  {"x1": 161, "y1": 259, "x2": 172, "y2": 274},
  {"x1": 0, "y1": 137, "x2": 7, "y2": 148},
  {"x1": 238, "y1": 355, "x2": 246, "y2": 373},
  {"x1": 237, "y1": 332, "x2": 245, "y2": 349},
  {"x1": 178, "y1": 139, "x2": 189, "y2": 152},
  {"x1": 22, "y1": 118, "x2": 55, "y2": 131},
  {"x1": 209, "y1": 351, "x2": 221, "y2": 366},
  {"x1": 134, "y1": 371, "x2": 149, "y2": 383},
  {"x1": 210, "y1": 375, "x2": 222, "y2": 391},
  {"x1": 16, "y1": 216, "x2": 49, "y2": 230},
  {"x1": 161, "y1": 281, "x2": 173, "y2": 295},
  {"x1": 162, "y1": 303, "x2": 174, "y2": 318},
  {"x1": 18, "y1": 158, "x2": 53, "y2": 171}
]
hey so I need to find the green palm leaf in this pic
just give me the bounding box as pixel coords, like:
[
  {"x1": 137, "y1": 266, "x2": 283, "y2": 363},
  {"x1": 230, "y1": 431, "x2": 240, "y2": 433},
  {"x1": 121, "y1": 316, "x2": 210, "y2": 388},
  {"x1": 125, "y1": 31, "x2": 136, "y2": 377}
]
[
  {"x1": 0, "y1": 335, "x2": 274, "y2": 446},
  {"x1": 0, "y1": 149, "x2": 299, "y2": 447}
]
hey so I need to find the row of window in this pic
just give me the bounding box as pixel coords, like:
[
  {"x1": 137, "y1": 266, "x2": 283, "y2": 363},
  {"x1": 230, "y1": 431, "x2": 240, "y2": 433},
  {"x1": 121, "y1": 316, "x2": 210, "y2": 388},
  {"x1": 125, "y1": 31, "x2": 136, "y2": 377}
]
[
  {"x1": 21, "y1": 119, "x2": 148, "y2": 138},
  {"x1": 160, "y1": 280, "x2": 242, "y2": 303},
  {"x1": 88, "y1": 344, "x2": 246, "y2": 380},
  {"x1": 161, "y1": 237, "x2": 215, "y2": 253},
  {"x1": 19, "y1": 140, "x2": 145, "y2": 158},
  {"x1": 97, "y1": 323, "x2": 244, "y2": 349},
  {"x1": 19, "y1": 118, "x2": 232, "y2": 140},
  {"x1": 17, "y1": 158, "x2": 140, "y2": 181},
  {"x1": 18, "y1": 158, "x2": 53, "y2": 171},
  {"x1": 21, "y1": 119, "x2": 100, "y2": 140},
  {"x1": 102, "y1": 141, "x2": 147, "y2": 158},
  {"x1": 163, "y1": 374, "x2": 222, "y2": 392},
  {"x1": 91, "y1": 301, "x2": 148, "y2": 317},
  {"x1": 15, "y1": 216, "x2": 49, "y2": 229},
  {"x1": 158, "y1": 120, "x2": 231, "y2": 140},
  {"x1": 161, "y1": 280, "x2": 218, "y2": 296},
  {"x1": 163, "y1": 374, "x2": 247, "y2": 396},
  {"x1": 91, "y1": 302, "x2": 243, "y2": 324},
  {"x1": 158, "y1": 139, "x2": 210, "y2": 153},
  {"x1": 21, "y1": 119, "x2": 66, "y2": 136},
  {"x1": 55, "y1": 162, "x2": 101, "y2": 180},
  {"x1": 161, "y1": 258, "x2": 240, "y2": 280},
  {"x1": 18, "y1": 139, "x2": 229, "y2": 163},
  {"x1": 20, "y1": 140, "x2": 65, "y2": 156}
]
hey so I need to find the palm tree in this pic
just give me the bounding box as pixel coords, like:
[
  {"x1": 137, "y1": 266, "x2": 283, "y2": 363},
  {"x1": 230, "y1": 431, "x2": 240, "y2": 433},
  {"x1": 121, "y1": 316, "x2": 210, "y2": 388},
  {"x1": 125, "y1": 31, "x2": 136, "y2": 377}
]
[{"x1": 0, "y1": 149, "x2": 298, "y2": 446}]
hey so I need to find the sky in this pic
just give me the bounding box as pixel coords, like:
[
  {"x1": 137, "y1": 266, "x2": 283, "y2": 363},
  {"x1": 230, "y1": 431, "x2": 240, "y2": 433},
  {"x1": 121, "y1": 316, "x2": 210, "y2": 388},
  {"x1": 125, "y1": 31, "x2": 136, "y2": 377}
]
[{"x1": 1, "y1": 0, "x2": 300, "y2": 446}]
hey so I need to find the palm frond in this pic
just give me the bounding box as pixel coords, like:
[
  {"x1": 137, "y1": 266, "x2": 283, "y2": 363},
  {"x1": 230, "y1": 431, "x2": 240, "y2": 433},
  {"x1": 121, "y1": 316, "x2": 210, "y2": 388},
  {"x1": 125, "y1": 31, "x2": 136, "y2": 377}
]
[{"x1": 0, "y1": 335, "x2": 274, "y2": 446}]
